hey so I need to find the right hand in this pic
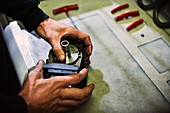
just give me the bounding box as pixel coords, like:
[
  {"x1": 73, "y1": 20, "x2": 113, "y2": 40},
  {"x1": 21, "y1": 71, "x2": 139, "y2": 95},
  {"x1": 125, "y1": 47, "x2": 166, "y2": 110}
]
[
  {"x1": 36, "y1": 18, "x2": 93, "y2": 64},
  {"x1": 18, "y1": 60, "x2": 95, "y2": 113}
]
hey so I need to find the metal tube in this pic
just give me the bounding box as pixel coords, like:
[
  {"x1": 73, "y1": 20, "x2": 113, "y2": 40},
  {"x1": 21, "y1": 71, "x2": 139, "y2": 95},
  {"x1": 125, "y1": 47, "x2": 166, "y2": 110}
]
[{"x1": 61, "y1": 40, "x2": 69, "y2": 52}]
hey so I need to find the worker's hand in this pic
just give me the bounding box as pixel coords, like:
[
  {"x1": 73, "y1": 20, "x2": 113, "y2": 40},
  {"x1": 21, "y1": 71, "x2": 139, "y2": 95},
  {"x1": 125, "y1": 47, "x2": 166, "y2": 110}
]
[
  {"x1": 18, "y1": 60, "x2": 95, "y2": 113},
  {"x1": 36, "y1": 18, "x2": 93, "y2": 64}
]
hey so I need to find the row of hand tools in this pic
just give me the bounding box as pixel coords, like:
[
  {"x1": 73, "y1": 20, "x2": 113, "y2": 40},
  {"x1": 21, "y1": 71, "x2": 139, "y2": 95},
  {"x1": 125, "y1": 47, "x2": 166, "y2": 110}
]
[
  {"x1": 111, "y1": 4, "x2": 144, "y2": 31},
  {"x1": 52, "y1": 4, "x2": 143, "y2": 31}
]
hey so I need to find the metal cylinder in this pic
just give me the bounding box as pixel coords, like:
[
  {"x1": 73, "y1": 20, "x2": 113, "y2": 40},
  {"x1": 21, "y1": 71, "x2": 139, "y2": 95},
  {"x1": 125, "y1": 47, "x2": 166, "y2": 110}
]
[{"x1": 61, "y1": 40, "x2": 69, "y2": 52}]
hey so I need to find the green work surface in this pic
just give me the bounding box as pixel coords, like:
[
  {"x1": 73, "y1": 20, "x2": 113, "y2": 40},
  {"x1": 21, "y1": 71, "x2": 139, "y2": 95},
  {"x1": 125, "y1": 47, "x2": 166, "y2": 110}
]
[
  {"x1": 38, "y1": 0, "x2": 170, "y2": 113},
  {"x1": 3, "y1": 1, "x2": 169, "y2": 112},
  {"x1": 39, "y1": 0, "x2": 112, "y2": 20}
]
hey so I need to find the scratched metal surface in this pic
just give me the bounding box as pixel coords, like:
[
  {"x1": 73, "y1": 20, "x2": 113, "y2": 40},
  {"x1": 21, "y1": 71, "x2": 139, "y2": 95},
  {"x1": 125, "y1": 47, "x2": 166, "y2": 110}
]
[{"x1": 3, "y1": 0, "x2": 170, "y2": 113}]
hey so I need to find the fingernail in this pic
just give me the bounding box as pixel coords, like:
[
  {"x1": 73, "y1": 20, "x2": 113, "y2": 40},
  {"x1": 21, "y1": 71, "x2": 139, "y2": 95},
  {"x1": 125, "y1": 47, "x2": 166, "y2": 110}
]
[
  {"x1": 93, "y1": 84, "x2": 95, "y2": 89},
  {"x1": 81, "y1": 68, "x2": 87, "y2": 72},
  {"x1": 89, "y1": 84, "x2": 95, "y2": 90},
  {"x1": 59, "y1": 55, "x2": 65, "y2": 61},
  {"x1": 38, "y1": 60, "x2": 42, "y2": 64},
  {"x1": 37, "y1": 60, "x2": 44, "y2": 65},
  {"x1": 91, "y1": 84, "x2": 95, "y2": 89}
]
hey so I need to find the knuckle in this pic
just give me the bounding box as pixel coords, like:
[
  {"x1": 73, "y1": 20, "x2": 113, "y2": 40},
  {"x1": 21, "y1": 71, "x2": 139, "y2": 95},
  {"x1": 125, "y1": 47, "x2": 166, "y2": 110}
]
[
  {"x1": 77, "y1": 91, "x2": 85, "y2": 99},
  {"x1": 34, "y1": 69, "x2": 41, "y2": 75},
  {"x1": 86, "y1": 34, "x2": 90, "y2": 39},
  {"x1": 57, "y1": 89, "x2": 65, "y2": 99},
  {"x1": 84, "y1": 34, "x2": 90, "y2": 40},
  {"x1": 65, "y1": 26, "x2": 74, "y2": 33},
  {"x1": 72, "y1": 101, "x2": 80, "y2": 106},
  {"x1": 75, "y1": 75, "x2": 82, "y2": 83},
  {"x1": 68, "y1": 76, "x2": 74, "y2": 81},
  {"x1": 67, "y1": 75, "x2": 81, "y2": 84},
  {"x1": 28, "y1": 70, "x2": 35, "y2": 76},
  {"x1": 29, "y1": 70, "x2": 40, "y2": 76},
  {"x1": 53, "y1": 45, "x2": 60, "y2": 51}
]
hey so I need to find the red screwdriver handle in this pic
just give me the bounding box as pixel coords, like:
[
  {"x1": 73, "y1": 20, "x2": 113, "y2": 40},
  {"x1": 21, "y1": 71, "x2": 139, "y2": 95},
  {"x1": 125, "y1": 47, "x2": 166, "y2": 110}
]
[
  {"x1": 53, "y1": 4, "x2": 78, "y2": 15},
  {"x1": 111, "y1": 4, "x2": 129, "y2": 14},
  {"x1": 115, "y1": 11, "x2": 139, "y2": 21},
  {"x1": 126, "y1": 19, "x2": 144, "y2": 31}
]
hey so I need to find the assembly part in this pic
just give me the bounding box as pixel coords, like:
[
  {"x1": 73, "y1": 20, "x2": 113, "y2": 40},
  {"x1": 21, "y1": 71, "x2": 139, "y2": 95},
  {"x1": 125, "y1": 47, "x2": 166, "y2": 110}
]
[
  {"x1": 61, "y1": 40, "x2": 69, "y2": 52},
  {"x1": 43, "y1": 63, "x2": 79, "y2": 71}
]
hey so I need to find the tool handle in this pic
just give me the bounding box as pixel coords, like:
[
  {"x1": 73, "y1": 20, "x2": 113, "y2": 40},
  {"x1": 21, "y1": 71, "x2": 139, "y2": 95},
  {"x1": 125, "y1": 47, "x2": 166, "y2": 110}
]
[
  {"x1": 111, "y1": 4, "x2": 129, "y2": 14},
  {"x1": 53, "y1": 4, "x2": 78, "y2": 14},
  {"x1": 115, "y1": 11, "x2": 139, "y2": 21},
  {"x1": 126, "y1": 19, "x2": 144, "y2": 31}
]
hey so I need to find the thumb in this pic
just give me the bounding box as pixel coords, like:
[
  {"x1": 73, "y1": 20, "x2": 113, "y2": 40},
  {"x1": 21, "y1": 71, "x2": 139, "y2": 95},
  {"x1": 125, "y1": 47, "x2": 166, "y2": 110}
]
[
  {"x1": 28, "y1": 60, "x2": 45, "y2": 81},
  {"x1": 34, "y1": 60, "x2": 45, "y2": 72},
  {"x1": 52, "y1": 42, "x2": 65, "y2": 62}
]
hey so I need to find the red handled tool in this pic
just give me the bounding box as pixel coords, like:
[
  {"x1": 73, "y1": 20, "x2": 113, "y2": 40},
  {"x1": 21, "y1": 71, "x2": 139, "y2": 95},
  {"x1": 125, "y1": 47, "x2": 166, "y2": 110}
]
[
  {"x1": 53, "y1": 4, "x2": 79, "y2": 29},
  {"x1": 126, "y1": 19, "x2": 144, "y2": 31},
  {"x1": 111, "y1": 4, "x2": 129, "y2": 14},
  {"x1": 114, "y1": 11, "x2": 139, "y2": 21}
]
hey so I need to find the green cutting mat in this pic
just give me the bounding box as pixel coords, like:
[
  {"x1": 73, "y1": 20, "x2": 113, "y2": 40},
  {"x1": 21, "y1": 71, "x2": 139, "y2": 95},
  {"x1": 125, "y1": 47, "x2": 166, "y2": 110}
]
[{"x1": 39, "y1": 0, "x2": 112, "y2": 20}]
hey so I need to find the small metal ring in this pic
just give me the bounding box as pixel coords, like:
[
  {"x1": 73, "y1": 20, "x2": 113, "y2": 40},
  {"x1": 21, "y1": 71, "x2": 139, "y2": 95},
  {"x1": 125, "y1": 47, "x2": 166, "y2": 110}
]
[{"x1": 61, "y1": 40, "x2": 69, "y2": 51}]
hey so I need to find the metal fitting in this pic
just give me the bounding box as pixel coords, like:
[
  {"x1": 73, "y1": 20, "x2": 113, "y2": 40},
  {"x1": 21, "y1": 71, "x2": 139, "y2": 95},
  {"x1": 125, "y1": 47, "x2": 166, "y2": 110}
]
[{"x1": 61, "y1": 40, "x2": 69, "y2": 52}]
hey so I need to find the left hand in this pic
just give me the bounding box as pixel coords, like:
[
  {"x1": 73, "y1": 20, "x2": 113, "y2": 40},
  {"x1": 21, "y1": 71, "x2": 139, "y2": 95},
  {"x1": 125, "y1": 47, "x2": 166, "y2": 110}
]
[
  {"x1": 36, "y1": 18, "x2": 93, "y2": 64},
  {"x1": 19, "y1": 60, "x2": 95, "y2": 113}
]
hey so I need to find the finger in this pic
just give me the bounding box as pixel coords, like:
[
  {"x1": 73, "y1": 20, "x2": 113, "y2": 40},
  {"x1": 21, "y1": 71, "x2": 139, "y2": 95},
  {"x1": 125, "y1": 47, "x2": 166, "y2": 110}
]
[
  {"x1": 58, "y1": 84, "x2": 95, "y2": 100},
  {"x1": 56, "y1": 106, "x2": 76, "y2": 113},
  {"x1": 86, "y1": 57, "x2": 90, "y2": 65},
  {"x1": 84, "y1": 36, "x2": 93, "y2": 56},
  {"x1": 34, "y1": 60, "x2": 45, "y2": 72},
  {"x1": 76, "y1": 31, "x2": 93, "y2": 56},
  {"x1": 57, "y1": 94, "x2": 92, "y2": 107},
  {"x1": 64, "y1": 30, "x2": 92, "y2": 64},
  {"x1": 52, "y1": 40, "x2": 65, "y2": 61},
  {"x1": 52, "y1": 68, "x2": 88, "y2": 88},
  {"x1": 28, "y1": 60, "x2": 44, "y2": 81}
]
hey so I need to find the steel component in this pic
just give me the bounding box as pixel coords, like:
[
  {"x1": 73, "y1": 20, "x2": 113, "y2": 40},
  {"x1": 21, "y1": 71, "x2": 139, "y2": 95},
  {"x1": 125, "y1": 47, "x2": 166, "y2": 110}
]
[
  {"x1": 44, "y1": 39, "x2": 87, "y2": 88},
  {"x1": 43, "y1": 63, "x2": 79, "y2": 78},
  {"x1": 61, "y1": 40, "x2": 69, "y2": 52}
]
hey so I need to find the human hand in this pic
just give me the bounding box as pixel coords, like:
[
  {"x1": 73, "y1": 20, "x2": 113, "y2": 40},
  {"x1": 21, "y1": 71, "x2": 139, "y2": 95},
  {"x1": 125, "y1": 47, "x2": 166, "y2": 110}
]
[
  {"x1": 36, "y1": 18, "x2": 93, "y2": 64},
  {"x1": 18, "y1": 61, "x2": 95, "y2": 113}
]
